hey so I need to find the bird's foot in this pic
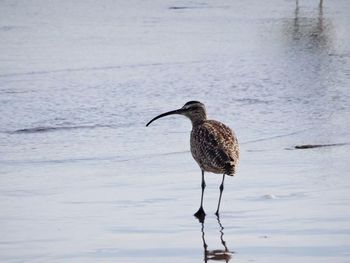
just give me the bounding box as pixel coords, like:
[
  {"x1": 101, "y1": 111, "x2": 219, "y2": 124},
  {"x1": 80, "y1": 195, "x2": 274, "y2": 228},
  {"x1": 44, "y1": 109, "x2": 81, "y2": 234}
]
[{"x1": 194, "y1": 207, "x2": 206, "y2": 222}]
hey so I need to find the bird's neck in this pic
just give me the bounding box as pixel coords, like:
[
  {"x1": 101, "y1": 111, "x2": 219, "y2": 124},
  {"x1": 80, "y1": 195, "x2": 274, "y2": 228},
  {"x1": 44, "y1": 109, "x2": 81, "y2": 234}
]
[
  {"x1": 190, "y1": 116, "x2": 207, "y2": 127},
  {"x1": 185, "y1": 108, "x2": 207, "y2": 127}
]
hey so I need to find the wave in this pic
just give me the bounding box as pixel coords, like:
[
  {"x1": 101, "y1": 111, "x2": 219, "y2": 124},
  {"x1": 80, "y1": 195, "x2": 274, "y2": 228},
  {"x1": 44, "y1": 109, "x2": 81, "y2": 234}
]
[
  {"x1": 7, "y1": 124, "x2": 112, "y2": 134},
  {"x1": 0, "y1": 150, "x2": 190, "y2": 166},
  {"x1": 241, "y1": 128, "x2": 310, "y2": 145},
  {"x1": 0, "y1": 60, "x2": 204, "y2": 78}
]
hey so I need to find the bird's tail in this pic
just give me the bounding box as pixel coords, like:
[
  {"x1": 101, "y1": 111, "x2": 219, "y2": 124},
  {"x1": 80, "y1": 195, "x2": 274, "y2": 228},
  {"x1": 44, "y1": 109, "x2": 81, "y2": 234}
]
[{"x1": 225, "y1": 161, "x2": 236, "y2": 176}]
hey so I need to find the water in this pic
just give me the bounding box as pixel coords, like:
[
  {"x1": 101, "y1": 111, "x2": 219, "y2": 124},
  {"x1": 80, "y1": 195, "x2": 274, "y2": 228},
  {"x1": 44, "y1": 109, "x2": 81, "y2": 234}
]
[{"x1": 1, "y1": 0, "x2": 350, "y2": 262}]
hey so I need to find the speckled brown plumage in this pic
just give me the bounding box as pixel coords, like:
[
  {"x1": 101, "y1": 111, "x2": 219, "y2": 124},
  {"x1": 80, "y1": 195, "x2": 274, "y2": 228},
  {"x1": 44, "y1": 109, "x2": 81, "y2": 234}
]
[{"x1": 191, "y1": 120, "x2": 239, "y2": 176}]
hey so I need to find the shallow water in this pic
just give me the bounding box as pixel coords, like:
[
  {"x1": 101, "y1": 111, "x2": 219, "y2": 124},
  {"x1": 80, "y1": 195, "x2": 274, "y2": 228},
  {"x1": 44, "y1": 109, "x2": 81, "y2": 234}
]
[{"x1": 1, "y1": 0, "x2": 350, "y2": 262}]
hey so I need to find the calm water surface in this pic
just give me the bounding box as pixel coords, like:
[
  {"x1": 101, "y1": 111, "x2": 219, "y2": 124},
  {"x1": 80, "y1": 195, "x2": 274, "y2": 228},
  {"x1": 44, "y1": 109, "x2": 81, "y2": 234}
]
[{"x1": 1, "y1": 0, "x2": 350, "y2": 262}]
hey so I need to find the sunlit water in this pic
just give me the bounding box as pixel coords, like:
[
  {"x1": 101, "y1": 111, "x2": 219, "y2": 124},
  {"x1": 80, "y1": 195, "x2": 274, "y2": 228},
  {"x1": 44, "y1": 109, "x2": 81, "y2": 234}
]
[{"x1": 1, "y1": 0, "x2": 350, "y2": 262}]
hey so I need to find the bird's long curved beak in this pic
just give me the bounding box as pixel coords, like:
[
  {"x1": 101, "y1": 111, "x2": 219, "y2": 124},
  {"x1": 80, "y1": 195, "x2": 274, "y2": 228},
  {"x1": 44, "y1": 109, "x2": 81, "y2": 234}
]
[{"x1": 146, "y1": 109, "x2": 184, "y2": 127}]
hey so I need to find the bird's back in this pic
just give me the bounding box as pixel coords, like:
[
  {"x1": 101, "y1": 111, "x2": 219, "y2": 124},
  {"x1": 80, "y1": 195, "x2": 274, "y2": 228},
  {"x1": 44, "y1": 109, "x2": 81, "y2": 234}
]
[{"x1": 190, "y1": 120, "x2": 239, "y2": 175}]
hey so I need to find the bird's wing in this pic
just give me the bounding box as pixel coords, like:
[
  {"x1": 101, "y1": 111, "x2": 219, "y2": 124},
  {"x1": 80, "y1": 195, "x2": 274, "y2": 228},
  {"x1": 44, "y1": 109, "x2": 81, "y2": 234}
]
[{"x1": 192, "y1": 120, "x2": 239, "y2": 173}]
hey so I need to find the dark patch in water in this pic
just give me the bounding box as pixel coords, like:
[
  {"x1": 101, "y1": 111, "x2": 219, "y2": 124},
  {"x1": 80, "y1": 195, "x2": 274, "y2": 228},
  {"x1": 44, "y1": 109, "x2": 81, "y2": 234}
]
[
  {"x1": 168, "y1": 5, "x2": 228, "y2": 10},
  {"x1": 293, "y1": 143, "x2": 350, "y2": 149},
  {"x1": 0, "y1": 26, "x2": 22, "y2": 31},
  {"x1": 169, "y1": 6, "x2": 189, "y2": 10},
  {"x1": 8, "y1": 124, "x2": 111, "y2": 134}
]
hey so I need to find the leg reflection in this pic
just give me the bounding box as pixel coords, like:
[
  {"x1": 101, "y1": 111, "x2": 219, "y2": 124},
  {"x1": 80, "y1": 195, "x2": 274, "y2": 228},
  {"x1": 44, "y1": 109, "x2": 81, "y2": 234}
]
[{"x1": 199, "y1": 215, "x2": 233, "y2": 262}]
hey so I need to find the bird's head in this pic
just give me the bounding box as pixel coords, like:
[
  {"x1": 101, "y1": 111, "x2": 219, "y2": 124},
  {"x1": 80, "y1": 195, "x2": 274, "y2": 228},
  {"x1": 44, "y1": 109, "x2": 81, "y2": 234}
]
[{"x1": 146, "y1": 101, "x2": 207, "y2": 127}]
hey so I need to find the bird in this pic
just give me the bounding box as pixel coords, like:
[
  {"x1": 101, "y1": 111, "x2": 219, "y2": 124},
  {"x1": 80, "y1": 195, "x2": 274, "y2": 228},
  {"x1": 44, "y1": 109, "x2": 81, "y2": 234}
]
[{"x1": 146, "y1": 101, "x2": 239, "y2": 219}]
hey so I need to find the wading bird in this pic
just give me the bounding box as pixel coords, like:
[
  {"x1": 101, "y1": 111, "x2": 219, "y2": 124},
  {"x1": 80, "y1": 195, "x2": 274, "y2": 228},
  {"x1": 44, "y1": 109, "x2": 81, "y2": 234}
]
[{"x1": 146, "y1": 101, "x2": 239, "y2": 218}]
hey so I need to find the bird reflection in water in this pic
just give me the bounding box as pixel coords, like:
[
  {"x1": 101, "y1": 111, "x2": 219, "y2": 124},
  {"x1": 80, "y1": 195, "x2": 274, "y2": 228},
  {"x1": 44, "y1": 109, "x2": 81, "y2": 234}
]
[
  {"x1": 292, "y1": 0, "x2": 333, "y2": 50},
  {"x1": 198, "y1": 215, "x2": 234, "y2": 262}
]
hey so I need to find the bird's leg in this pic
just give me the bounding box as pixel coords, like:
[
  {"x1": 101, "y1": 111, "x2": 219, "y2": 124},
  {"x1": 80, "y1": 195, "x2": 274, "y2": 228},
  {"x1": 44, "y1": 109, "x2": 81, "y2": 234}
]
[
  {"x1": 194, "y1": 170, "x2": 206, "y2": 220},
  {"x1": 215, "y1": 174, "x2": 225, "y2": 216}
]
